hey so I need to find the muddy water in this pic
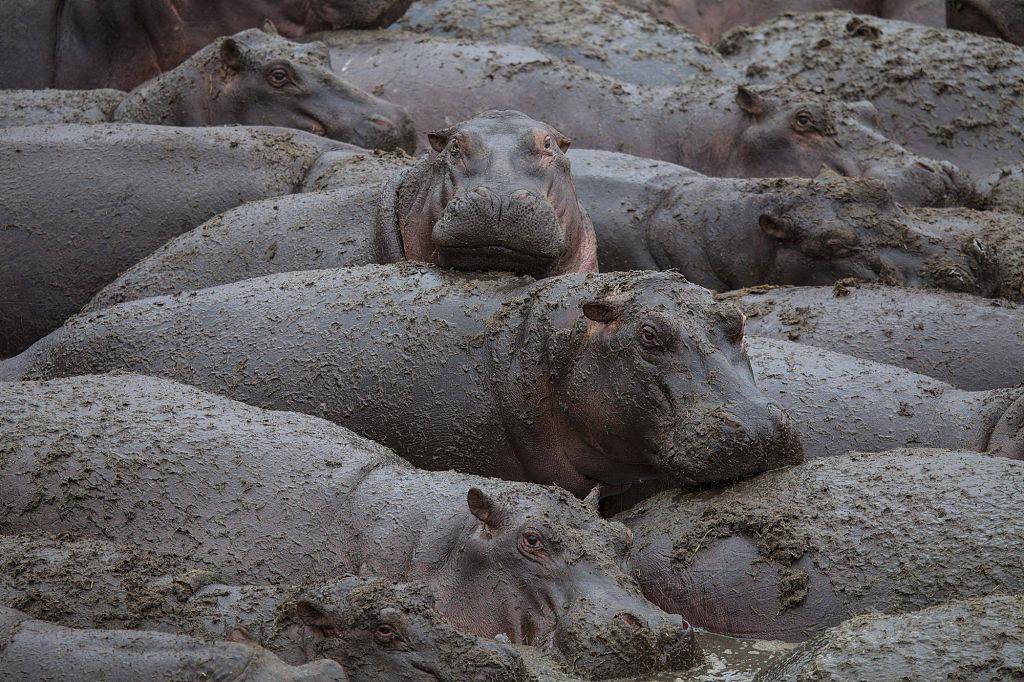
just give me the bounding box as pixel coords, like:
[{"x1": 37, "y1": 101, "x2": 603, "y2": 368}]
[{"x1": 645, "y1": 632, "x2": 796, "y2": 682}]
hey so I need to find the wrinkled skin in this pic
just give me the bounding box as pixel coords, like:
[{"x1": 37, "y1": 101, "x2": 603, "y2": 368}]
[
  {"x1": 3, "y1": 266, "x2": 802, "y2": 495},
  {"x1": 0, "y1": 535, "x2": 527, "y2": 682},
  {"x1": 0, "y1": 123, "x2": 358, "y2": 358},
  {"x1": 0, "y1": 607, "x2": 344, "y2": 682},
  {"x1": 322, "y1": 31, "x2": 973, "y2": 203},
  {"x1": 86, "y1": 111, "x2": 596, "y2": 310},
  {"x1": 718, "y1": 11, "x2": 1024, "y2": 177},
  {"x1": 571, "y1": 149, "x2": 994, "y2": 292},
  {"x1": 619, "y1": 1, "x2": 945, "y2": 42},
  {"x1": 746, "y1": 336, "x2": 1024, "y2": 460},
  {"x1": 0, "y1": 375, "x2": 698, "y2": 679},
  {"x1": 726, "y1": 283, "x2": 1024, "y2": 390},
  {"x1": 0, "y1": 31, "x2": 417, "y2": 153},
  {"x1": 758, "y1": 595, "x2": 1024, "y2": 681},
  {"x1": 0, "y1": 0, "x2": 414, "y2": 90},
  {"x1": 947, "y1": 0, "x2": 1024, "y2": 44},
  {"x1": 618, "y1": 450, "x2": 1024, "y2": 641},
  {"x1": 396, "y1": 0, "x2": 733, "y2": 86}
]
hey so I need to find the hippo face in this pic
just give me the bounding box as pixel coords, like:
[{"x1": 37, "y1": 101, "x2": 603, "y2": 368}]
[
  {"x1": 294, "y1": 578, "x2": 528, "y2": 681},
  {"x1": 552, "y1": 272, "x2": 803, "y2": 487},
  {"x1": 393, "y1": 110, "x2": 596, "y2": 277},
  {"x1": 208, "y1": 30, "x2": 416, "y2": 153},
  {"x1": 723, "y1": 85, "x2": 861, "y2": 179},
  {"x1": 753, "y1": 175, "x2": 1000, "y2": 294},
  {"x1": 947, "y1": 0, "x2": 1024, "y2": 45},
  {"x1": 444, "y1": 485, "x2": 698, "y2": 679}
]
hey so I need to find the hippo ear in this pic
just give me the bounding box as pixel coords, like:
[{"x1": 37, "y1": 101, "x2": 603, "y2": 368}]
[
  {"x1": 735, "y1": 85, "x2": 764, "y2": 117},
  {"x1": 226, "y1": 628, "x2": 260, "y2": 648},
  {"x1": 581, "y1": 300, "x2": 623, "y2": 324},
  {"x1": 582, "y1": 485, "x2": 602, "y2": 511},
  {"x1": 294, "y1": 600, "x2": 343, "y2": 638},
  {"x1": 758, "y1": 214, "x2": 793, "y2": 242},
  {"x1": 262, "y1": 19, "x2": 280, "y2": 35},
  {"x1": 427, "y1": 127, "x2": 454, "y2": 153},
  {"x1": 553, "y1": 131, "x2": 572, "y2": 153},
  {"x1": 220, "y1": 38, "x2": 244, "y2": 71},
  {"x1": 467, "y1": 488, "x2": 504, "y2": 528}
]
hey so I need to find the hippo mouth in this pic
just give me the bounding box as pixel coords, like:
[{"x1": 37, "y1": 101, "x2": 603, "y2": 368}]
[
  {"x1": 435, "y1": 244, "x2": 557, "y2": 278},
  {"x1": 299, "y1": 112, "x2": 328, "y2": 137}
]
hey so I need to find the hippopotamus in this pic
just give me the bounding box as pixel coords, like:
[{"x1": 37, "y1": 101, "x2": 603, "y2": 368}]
[
  {"x1": 618, "y1": 449, "x2": 1024, "y2": 640},
  {"x1": 725, "y1": 284, "x2": 1024, "y2": 390},
  {"x1": 0, "y1": 607, "x2": 345, "y2": 682},
  {"x1": 0, "y1": 535, "x2": 528, "y2": 682},
  {"x1": 0, "y1": 0, "x2": 414, "y2": 90},
  {"x1": 980, "y1": 164, "x2": 1024, "y2": 214},
  {"x1": 321, "y1": 31, "x2": 974, "y2": 203},
  {"x1": 396, "y1": 0, "x2": 734, "y2": 86},
  {"x1": 0, "y1": 30, "x2": 417, "y2": 153},
  {"x1": 947, "y1": 0, "x2": 1024, "y2": 44},
  {"x1": 0, "y1": 375, "x2": 698, "y2": 679},
  {"x1": 757, "y1": 595, "x2": 1024, "y2": 681},
  {"x1": 718, "y1": 11, "x2": 1024, "y2": 178},
  {"x1": 745, "y1": 336, "x2": 1024, "y2": 460},
  {"x1": 619, "y1": 1, "x2": 945, "y2": 41},
  {"x1": 0, "y1": 123, "x2": 399, "y2": 357},
  {"x1": 570, "y1": 151, "x2": 994, "y2": 291},
  {"x1": 85, "y1": 110, "x2": 597, "y2": 310},
  {"x1": 3, "y1": 266, "x2": 803, "y2": 495}
]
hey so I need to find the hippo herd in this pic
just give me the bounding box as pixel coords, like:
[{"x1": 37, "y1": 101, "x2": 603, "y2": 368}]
[{"x1": 1, "y1": 1, "x2": 1022, "y2": 680}]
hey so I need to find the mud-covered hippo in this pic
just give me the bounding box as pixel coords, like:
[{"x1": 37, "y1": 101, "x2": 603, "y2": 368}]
[
  {"x1": 571, "y1": 151, "x2": 994, "y2": 292},
  {"x1": 85, "y1": 111, "x2": 597, "y2": 310},
  {"x1": 746, "y1": 336, "x2": 1024, "y2": 460},
  {"x1": 757, "y1": 595, "x2": 1024, "y2": 681},
  {"x1": 0, "y1": 0, "x2": 414, "y2": 90},
  {"x1": 718, "y1": 11, "x2": 1024, "y2": 178},
  {"x1": 396, "y1": 0, "x2": 733, "y2": 86},
  {"x1": 981, "y1": 164, "x2": 1024, "y2": 215},
  {"x1": 620, "y1": 1, "x2": 945, "y2": 41},
  {"x1": 947, "y1": 0, "x2": 1024, "y2": 44},
  {"x1": 0, "y1": 375, "x2": 698, "y2": 680},
  {"x1": 0, "y1": 124, "x2": 391, "y2": 358},
  {"x1": 0, "y1": 607, "x2": 345, "y2": 682},
  {"x1": 321, "y1": 30, "x2": 974, "y2": 203},
  {"x1": 3, "y1": 266, "x2": 803, "y2": 495},
  {"x1": 726, "y1": 284, "x2": 1024, "y2": 390},
  {"x1": 0, "y1": 535, "x2": 528, "y2": 682},
  {"x1": 0, "y1": 30, "x2": 417, "y2": 153},
  {"x1": 618, "y1": 449, "x2": 1024, "y2": 640}
]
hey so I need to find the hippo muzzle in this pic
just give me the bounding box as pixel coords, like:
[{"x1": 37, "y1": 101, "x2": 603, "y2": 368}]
[{"x1": 432, "y1": 186, "x2": 567, "y2": 277}]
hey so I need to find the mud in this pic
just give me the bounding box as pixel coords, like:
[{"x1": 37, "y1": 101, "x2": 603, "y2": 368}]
[
  {"x1": 724, "y1": 283, "x2": 1024, "y2": 390},
  {"x1": 718, "y1": 11, "x2": 1024, "y2": 178},
  {"x1": 619, "y1": 449, "x2": 1024, "y2": 641},
  {"x1": 757, "y1": 595, "x2": 1024, "y2": 681},
  {"x1": 980, "y1": 165, "x2": 1024, "y2": 215},
  {"x1": 0, "y1": 89, "x2": 125, "y2": 127}
]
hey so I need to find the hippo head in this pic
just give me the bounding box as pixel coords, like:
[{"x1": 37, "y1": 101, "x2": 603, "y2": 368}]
[
  {"x1": 118, "y1": 29, "x2": 416, "y2": 153},
  {"x1": 378, "y1": 110, "x2": 598, "y2": 277},
  {"x1": 947, "y1": 0, "x2": 1024, "y2": 45},
  {"x1": 544, "y1": 272, "x2": 803, "y2": 489},
  {"x1": 293, "y1": 578, "x2": 529, "y2": 681},
  {"x1": 750, "y1": 174, "x2": 1000, "y2": 294},
  {"x1": 435, "y1": 482, "x2": 699, "y2": 679}
]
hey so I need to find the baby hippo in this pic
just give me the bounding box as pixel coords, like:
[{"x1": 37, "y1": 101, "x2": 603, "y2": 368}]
[
  {"x1": 87, "y1": 110, "x2": 597, "y2": 310},
  {"x1": 0, "y1": 535, "x2": 527, "y2": 682},
  {"x1": 0, "y1": 606, "x2": 344, "y2": 682}
]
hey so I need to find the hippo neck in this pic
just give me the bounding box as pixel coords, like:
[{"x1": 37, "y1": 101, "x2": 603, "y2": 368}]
[
  {"x1": 665, "y1": 83, "x2": 747, "y2": 173},
  {"x1": 113, "y1": 51, "x2": 218, "y2": 126},
  {"x1": 166, "y1": 1, "x2": 329, "y2": 57}
]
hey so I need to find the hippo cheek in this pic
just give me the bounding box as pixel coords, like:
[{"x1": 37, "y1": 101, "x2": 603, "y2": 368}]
[{"x1": 654, "y1": 400, "x2": 803, "y2": 485}]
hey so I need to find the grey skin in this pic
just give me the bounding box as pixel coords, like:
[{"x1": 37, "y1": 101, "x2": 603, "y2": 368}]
[
  {"x1": 757, "y1": 595, "x2": 1024, "y2": 681},
  {"x1": 726, "y1": 283, "x2": 1024, "y2": 390},
  {"x1": 2, "y1": 266, "x2": 803, "y2": 496},
  {"x1": 322, "y1": 30, "x2": 973, "y2": 206},
  {"x1": 746, "y1": 336, "x2": 1024, "y2": 460},
  {"x1": 618, "y1": 449, "x2": 1024, "y2": 641},
  {"x1": 395, "y1": 0, "x2": 735, "y2": 86},
  {"x1": 0, "y1": 123, "x2": 359, "y2": 358},
  {"x1": 0, "y1": 375, "x2": 698, "y2": 680},
  {"x1": 0, "y1": 0, "x2": 414, "y2": 91},
  {"x1": 570, "y1": 150, "x2": 996, "y2": 292},
  {"x1": 980, "y1": 164, "x2": 1024, "y2": 215},
  {"x1": 718, "y1": 11, "x2": 1024, "y2": 178},
  {"x1": 0, "y1": 30, "x2": 417, "y2": 154},
  {"x1": 86, "y1": 110, "x2": 597, "y2": 310},
  {"x1": 0, "y1": 535, "x2": 529, "y2": 682},
  {"x1": 0, "y1": 607, "x2": 345, "y2": 682},
  {"x1": 947, "y1": 0, "x2": 1024, "y2": 44}
]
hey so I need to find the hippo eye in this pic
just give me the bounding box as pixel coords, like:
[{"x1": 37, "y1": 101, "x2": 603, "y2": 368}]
[
  {"x1": 543, "y1": 136, "x2": 553, "y2": 151},
  {"x1": 793, "y1": 111, "x2": 815, "y2": 131},
  {"x1": 825, "y1": 237, "x2": 857, "y2": 258},
  {"x1": 266, "y1": 66, "x2": 293, "y2": 88},
  {"x1": 638, "y1": 323, "x2": 662, "y2": 349},
  {"x1": 519, "y1": 530, "x2": 546, "y2": 557},
  {"x1": 374, "y1": 623, "x2": 402, "y2": 644}
]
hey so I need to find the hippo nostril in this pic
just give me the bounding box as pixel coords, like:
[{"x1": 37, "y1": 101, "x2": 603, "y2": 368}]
[
  {"x1": 915, "y1": 161, "x2": 937, "y2": 174},
  {"x1": 472, "y1": 186, "x2": 492, "y2": 200},
  {"x1": 511, "y1": 189, "x2": 532, "y2": 201},
  {"x1": 718, "y1": 412, "x2": 742, "y2": 430},
  {"x1": 366, "y1": 115, "x2": 394, "y2": 129},
  {"x1": 615, "y1": 613, "x2": 647, "y2": 630}
]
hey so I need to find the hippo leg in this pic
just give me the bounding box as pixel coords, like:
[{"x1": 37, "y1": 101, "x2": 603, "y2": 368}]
[{"x1": 988, "y1": 392, "x2": 1024, "y2": 459}]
